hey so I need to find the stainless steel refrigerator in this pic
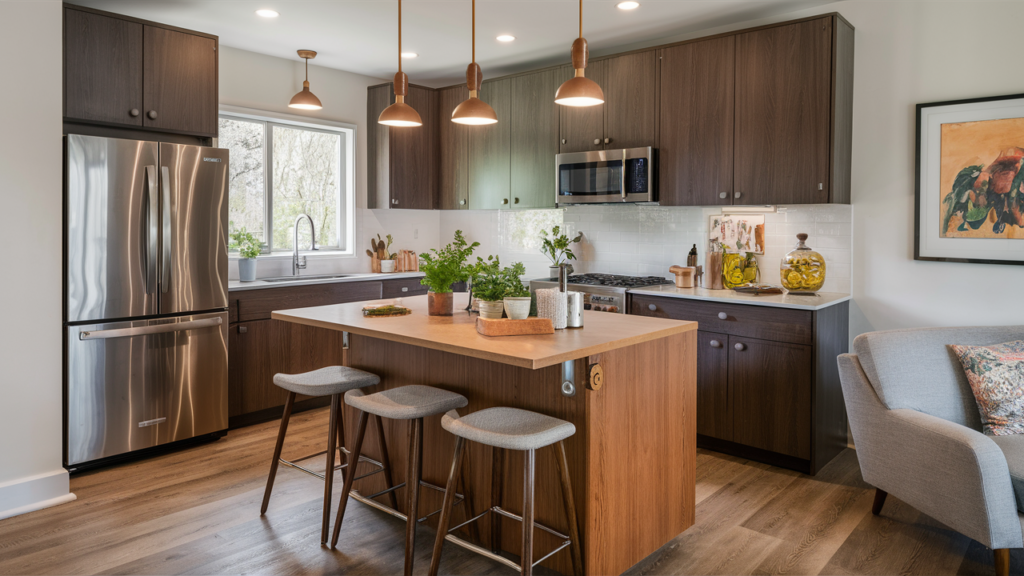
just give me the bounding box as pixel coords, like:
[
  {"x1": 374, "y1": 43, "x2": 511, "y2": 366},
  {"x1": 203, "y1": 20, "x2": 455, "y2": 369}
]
[{"x1": 65, "y1": 134, "x2": 230, "y2": 468}]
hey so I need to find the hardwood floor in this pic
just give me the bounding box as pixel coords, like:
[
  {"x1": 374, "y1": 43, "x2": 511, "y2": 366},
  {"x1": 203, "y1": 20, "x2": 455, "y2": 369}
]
[{"x1": 0, "y1": 407, "x2": 1016, "y2": 575}]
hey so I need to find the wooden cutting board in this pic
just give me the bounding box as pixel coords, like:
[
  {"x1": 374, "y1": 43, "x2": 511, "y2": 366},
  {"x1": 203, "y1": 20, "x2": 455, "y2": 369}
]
[{"x1": 476, "y1": 317, "x2": 554, "y2": 337}]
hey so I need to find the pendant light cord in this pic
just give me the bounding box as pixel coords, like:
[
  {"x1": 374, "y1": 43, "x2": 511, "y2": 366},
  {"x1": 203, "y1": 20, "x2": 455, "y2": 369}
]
[
  {"x1": 398, "y1": 0, "x2": 403, "y2": 74},
  {"x1": 579, "y1": 0, "x2": 582, "y2": 39},
  {"x1": 471, "y1": 0, "x2": 476, "y2": 64},
  {"x1": 305, "y1": 56, "x2": 309, "y2": 82}
]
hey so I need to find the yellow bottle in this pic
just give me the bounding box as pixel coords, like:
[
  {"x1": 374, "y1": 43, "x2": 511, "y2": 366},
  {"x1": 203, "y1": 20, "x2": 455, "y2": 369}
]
[{"x1": 780, "y1": 233, "x2": 826, "y2": 294}]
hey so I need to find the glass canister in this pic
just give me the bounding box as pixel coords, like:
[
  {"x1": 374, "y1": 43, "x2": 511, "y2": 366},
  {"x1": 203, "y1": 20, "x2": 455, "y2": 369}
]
[
  {"x1": 722, "y1": 252, "x2": 758, "y2": 288},
  {"x1": 780, "y1": 233, "x2": 826, "y2": 294}
]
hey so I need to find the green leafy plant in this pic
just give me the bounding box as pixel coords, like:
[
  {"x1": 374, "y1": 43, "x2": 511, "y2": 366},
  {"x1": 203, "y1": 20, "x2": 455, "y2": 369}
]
[
  {"x1": 540, "y1": 225, "x2": 583, "y2": 265},
  {"x1": 419, "y1": 230, "x2": 479, "y2": 293},
  {"x1": 472, "y1": 258, "x2": 528, "y2": 301},
  {"x1": 230, "y1": 228, "x2": 262, "y2": 259}
]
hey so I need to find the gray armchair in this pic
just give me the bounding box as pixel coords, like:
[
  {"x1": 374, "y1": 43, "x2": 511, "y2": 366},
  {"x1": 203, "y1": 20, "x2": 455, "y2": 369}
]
[{"x1": 838, "y1": 326, "x2": 1024, "y2": 576}]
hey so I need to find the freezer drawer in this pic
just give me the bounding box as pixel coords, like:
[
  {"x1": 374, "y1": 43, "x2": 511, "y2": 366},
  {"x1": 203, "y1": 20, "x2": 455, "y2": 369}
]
[{"x1": 66, "y1": 311, "x2": 228, "y2": 466}]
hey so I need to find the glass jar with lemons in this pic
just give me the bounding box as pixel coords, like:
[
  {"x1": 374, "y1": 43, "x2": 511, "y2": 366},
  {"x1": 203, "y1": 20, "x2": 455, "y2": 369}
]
[
  {"x1": 780, "y1": 233, "x2": 826, "y2": 294},
  {"x1": 722, "y1": 252, "x2": 758, "y2": 289}
]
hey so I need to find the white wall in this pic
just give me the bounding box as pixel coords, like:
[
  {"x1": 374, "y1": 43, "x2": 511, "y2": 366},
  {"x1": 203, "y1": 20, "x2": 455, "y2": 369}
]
[{"x1": 0, "y1": 0, "x2": 75, "y2": 519}]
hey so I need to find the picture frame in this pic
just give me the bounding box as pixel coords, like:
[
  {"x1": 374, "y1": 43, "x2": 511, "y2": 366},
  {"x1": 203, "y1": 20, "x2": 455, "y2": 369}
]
[{"x1": 915, "y1": 93, "x2": 1024, "y2": 265}]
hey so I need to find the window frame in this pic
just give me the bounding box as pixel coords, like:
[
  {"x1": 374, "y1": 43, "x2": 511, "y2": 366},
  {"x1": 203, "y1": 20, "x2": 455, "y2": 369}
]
[{"x1": 218, "y1": 105, "x2": 357, "y2": 258}]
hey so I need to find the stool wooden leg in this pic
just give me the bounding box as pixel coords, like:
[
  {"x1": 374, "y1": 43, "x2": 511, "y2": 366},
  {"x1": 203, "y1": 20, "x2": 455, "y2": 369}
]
[
  {"x1": 404, "y1": 418, "x2": 424, "y2": 576},
  {"x1": 491, "y1": 447, "x2": 505, "y2": 554},
  {"x1": 554, "y1": 441, "x2": 584, "y2": 576},
  {"x1": 374, "y1": 413, "x2": 400, "y2": 510},
  {"x1": 321, "y1": 394, "x2": 341, "y2": 545},
  {"x1": 872, "y1": 488, "x2": 887, "y2": 516},
  {"x1": 331, "y1": 411, "x2": 369, "y2": 549},
  {"x1": 337, "y1": 404, "x2": 347, "y2": 468},
  {"x1": 521, "y1": 448, "x2": 536, "y2": 576},
  {"x1": 457, "y1": 443, "x2": 481, "y2": 545},
  {"x1": 260, "y1": 392, "x2": 295, "y2": 515},
  {"x1": 428, "y1": 436, "x2": 466, "y2": 576}
]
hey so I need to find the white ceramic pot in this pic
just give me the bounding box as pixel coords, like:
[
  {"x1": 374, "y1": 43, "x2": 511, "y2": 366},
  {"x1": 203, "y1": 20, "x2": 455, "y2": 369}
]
[
  {"x1": 503, "y1": 297, "x2": 532, "y2": 320},
  {"x1": 238, "y1": 258, "x2": 257, "y2": 282},
  {"x1": 548, "y1": 264, "x2": 574, "y2": 278},
  {"x1": 478, "y1": 300, "x2": 504, "y2": 319},
  {"x1": 380, "y1": 259, "x2": 396, "y2": 273}
]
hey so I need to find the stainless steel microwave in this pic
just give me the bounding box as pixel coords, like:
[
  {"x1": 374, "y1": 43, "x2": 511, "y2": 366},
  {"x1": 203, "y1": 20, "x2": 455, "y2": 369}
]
[{"x1": 555, "y1": 146, "x2": 655, "y2": 205}]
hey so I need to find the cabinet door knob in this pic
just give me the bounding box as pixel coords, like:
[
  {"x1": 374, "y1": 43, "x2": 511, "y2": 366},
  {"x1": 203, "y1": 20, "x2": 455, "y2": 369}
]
[
  {"x1": 147, "y1": 110, "x2": 158, "y2": 120},
  {"x1": 718, "y1": 312, "x2": 728, "y2": 320},
  {"x1": 594, "y1": 138, "x2": 601, "y2": 145},
  {"x1": 719, "y1": 192, "x2": 728, "y2": 199},
  {"x1": 561, "y1": 139, "x2": 567, "y2": 145},
  {"x1": 604, "y1": 137, "x2": 611, "y2": 144},
  {"x1": 129, "y1": 108, "x2": 140, "y2": 117},
  {"x1": 502, "y1": 198, "x2": 509, "y2": 205},
  {"x1": 734, "y1": 191, "x2": 742, "y2": 199},
  {"x1": 514, "y1": 197, "x2": 520, "y2": 204},
  {"x1": 710, "y1": 339, "x2": 722, "y2": 348},
  {"x1": 238, "y1": 326, "x2": 248, "y2": 334},
  {"x1": 459, "y1": 199, "x2": 466, "y2": 205},
  {"x1": 734, "y1": 342, "x2": 747, "y2": 351},
  {"x1": 392, "y1": 198, "x2": 398, "y2": 205},
  {"x1": 401, "y1": 287, "x2": 409, "y2": 292},
  {"x1": 648, "y1": 304, "x2": 657, "y2": 312}
]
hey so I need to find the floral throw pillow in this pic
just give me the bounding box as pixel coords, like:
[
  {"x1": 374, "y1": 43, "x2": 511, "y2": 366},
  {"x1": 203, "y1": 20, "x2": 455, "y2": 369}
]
[{"x1": 950, "y1": 340, "x2": 1024, "y2": 436}]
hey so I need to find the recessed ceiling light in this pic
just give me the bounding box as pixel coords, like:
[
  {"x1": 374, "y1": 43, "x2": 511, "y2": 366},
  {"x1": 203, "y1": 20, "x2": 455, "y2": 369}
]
[
  {"x1": 401, "y1": 52, "x2": 418, "y2": 58},
  {"x1": 255, "y1": 9, "x2": 279, "y2": 18},
  {"x1": 616, "y1": 1, "x2": 640, "y2": 10},
  {"x1": 496, "y1": 35, "x2": 516, "y2": 43}
]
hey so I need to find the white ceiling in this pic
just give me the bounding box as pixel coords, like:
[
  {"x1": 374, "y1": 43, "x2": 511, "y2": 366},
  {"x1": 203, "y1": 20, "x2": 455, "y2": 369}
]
[{"x1": 69, "y1": 0, "x2": 833, "y2": 87}]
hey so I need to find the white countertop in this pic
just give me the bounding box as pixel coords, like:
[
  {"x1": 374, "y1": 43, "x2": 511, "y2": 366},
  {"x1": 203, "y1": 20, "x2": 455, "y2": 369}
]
[
  {"x1": 229, "y1": 271, "x2": 425, "y2": 292},
  {"x1": 627, "y1": 285, "x2": 851, "y2": 311}
]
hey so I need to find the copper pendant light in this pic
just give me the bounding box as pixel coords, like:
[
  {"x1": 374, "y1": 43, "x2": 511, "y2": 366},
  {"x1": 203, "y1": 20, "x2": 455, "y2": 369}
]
[
  {"x1": 555, "y1": 0, "x2": 604, "y2": 107},
  {"x1": 379, "y1": 0, "x2": 423, "y2": 127},
  {"x1": 451, "y1": 0, "x2": 498, "y2": 125},
  {"x1": 289, "y1": 50, "x2": 323, "y2": 110}
]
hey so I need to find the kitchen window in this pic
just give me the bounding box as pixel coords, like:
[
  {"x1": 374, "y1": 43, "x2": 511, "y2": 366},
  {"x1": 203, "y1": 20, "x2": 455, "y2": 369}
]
[{"x1": 218, "y1": 108, "x2": 355, "y2": 255}]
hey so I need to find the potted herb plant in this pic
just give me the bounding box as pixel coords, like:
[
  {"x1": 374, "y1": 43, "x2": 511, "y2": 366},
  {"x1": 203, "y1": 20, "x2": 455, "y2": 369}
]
[
  {"x1": 419, "y1": 230, "x2": 479, "y2": 316},
  {"x1": 540, "y1": 225, "x2": 584, "y2": 278},
  {"x1": 374, "y1": 234, "x2": 398, "y2": 273},
  {"x1": 470, "y1": 257, "x2": 506, "y2": 319},
  {"x1": 500, "y1": 262, "x2": 531, "y2": 320},
  {"x1": 230, "y1": 228, "x2": 261, "y2": 282}
]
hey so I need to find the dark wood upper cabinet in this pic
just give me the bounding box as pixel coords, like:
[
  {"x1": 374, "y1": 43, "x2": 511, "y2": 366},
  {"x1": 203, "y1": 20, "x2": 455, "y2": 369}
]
[
  {"x1": 734, "y1": 17, "x2": 833, "y2": 205},
  {"x1": 602, "y1": 51, "x2": 658, "y2": 150},
  {"x1": 143, "y1": 26, "x2": 218, "y2": 136},
  {"x1": 64, "y1": 8, "x2": 143, "y2": 126},
  {"x1": 658, "y1": 37, "x2": 735, "y2": 207},
  {"x1": 438, "y1": 85, "x2": 469, "y2": 210},
  {"x1": 511, "y1": 70, "x2": 560, "y2": 210},
  {"x1": 63, "y1": 6, "x2": 218, "y2": 138},
  {"x1": 558, "y1": 62, "x2": 605, "y2": 153},
  {"x1": 469, "y1": 78, "x2": 512, "y2": 209},
  {"x1": 366, "y1": 83, "x2": 438, "y2": 210}
]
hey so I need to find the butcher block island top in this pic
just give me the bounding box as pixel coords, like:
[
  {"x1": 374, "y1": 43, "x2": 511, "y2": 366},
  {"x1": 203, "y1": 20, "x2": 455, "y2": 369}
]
[{"x1": 271, "y1": 294, "x2": 696, "y2": 370}]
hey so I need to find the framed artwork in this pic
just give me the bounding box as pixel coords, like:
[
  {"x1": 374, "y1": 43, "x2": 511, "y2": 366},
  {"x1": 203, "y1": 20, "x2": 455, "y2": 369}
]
[
  {"x1": 709, "y1": 214, "x2": 765, "y2": 254},
  {"x1": 916, "y1": 93, "x2": 1024, "y2": 265}
]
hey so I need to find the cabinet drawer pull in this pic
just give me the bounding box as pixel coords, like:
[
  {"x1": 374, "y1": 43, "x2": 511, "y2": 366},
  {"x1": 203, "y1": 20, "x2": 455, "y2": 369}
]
[
  {"x1": 710, "y1": 340, "x2": 722, "y2": 348},
  {"x1": 401, "y1": 287, "x2": 409, "y2": 292},
  {"x1": 238, "y1": 326, "x2": 248, "y2": 334},
  {"x1": 604, "y1": 137, "x2": 611, "y2": 144},
  {"x1": 147, "y1": 110, "x2": 158, "y2": 120},
  {"x1": 719, "y1": 192, "x2": 728, "y2": 199},
  {"x1": 734, "y1": 342, "x2": 747, "y2": 351},
  {"x1": 129, "y1": 108, "x2": 140, "y2": 117},
  {"x1": 502, "y1": 198, "x2": 509, "y2": 205},
  {"x1": 561, "y1": 139, "x2": 567, "y2": 145},
  {"x1": 459, "y1": 199, "x2": 466, "y2": 205},
  {"x1": 718, "y1": 312, "x2": 728, "y2": 320},
  {"x1": 593, "y1": 138, "x2": 601, "y2": 145},
  {"x1": 648, "y1": 304, "x2": 657, "y2": 312},
  {"x1": 734, "y1": 191, "x2": 742, "y2": 199}
]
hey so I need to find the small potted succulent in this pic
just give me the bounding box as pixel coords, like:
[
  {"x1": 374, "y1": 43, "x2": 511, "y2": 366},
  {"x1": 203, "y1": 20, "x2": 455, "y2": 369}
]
[
  {"x1": 230, "y1": 228, "x2": 262, "y2": 282},
  {"x1": 419, "y1": 230, "x2": 479, "y2": 316},
  {"x1": 500, "y1": 262, "x2": 531, "y2": 320},
  {"x1": 373, "y1": 234, "x2": 398, "y2": 273},
  {"x1": 540, "y1": 225, "x2": 583, "y2": 278}
]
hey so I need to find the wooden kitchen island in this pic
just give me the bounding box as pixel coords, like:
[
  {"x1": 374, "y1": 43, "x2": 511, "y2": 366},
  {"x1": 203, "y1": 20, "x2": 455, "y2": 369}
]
[{"x1": 273, "y1": 295, "x2": 697, "y2": 576}]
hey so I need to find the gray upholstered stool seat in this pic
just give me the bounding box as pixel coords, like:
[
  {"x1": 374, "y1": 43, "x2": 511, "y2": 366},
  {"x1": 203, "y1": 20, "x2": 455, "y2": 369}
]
[
  {"x1": 273, "y1": 366, "x2": 380, "y2": 396},
  {"x1": 345, "y1": 385, "x2": 467, "y2": 420},
  {"x1": 441, "y1": 407, "x2": 576, "y2": 451}
]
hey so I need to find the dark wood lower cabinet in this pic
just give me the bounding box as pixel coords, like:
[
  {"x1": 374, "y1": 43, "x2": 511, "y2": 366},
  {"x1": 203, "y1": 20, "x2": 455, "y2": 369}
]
[{"x1": 630, "y1": 294, "x2": 848, "y2": 474}]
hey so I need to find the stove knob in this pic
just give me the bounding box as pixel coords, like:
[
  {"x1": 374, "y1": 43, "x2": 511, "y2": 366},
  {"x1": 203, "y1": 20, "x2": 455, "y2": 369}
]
[
  {"x1": 594, "y1": 305, "x2": 605, "y2": 312},
  {"x1": 584, "y1": 303, "x2": 592, "y2": 310},
  {"x1": 608, "y1": 306, "x2": 618, "y2": 313}
]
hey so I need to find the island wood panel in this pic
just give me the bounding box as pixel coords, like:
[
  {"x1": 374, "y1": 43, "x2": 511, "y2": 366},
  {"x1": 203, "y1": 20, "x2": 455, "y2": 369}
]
[
  {"x1": 658, "y1": 36, "x2": 734, "y2": 206},
  {"x1": 142, "y1": 25, "x2": 218, "y2": 137},
  {"x1": 558, "y1": 63, "x2": 605, "y2": 153},
  {"x1": 469, "y1": 79, "x2": 512, "y2": 209},
  {"x1": 234, "y1": 281, "x2": 383, "y2": 322},
  {"x1": 64, "y1": 8, "x2": 143, "y2": 126},
  {"x1": 511, "y1": 69, "x2": 560, "y2": 209},
  {"x1": 733, "y1": 17, "x2": 832, "y2": 205},
  {"x1": 602, "y1": 51, "x2": 658, "y2": 150},
  {"x1": 341, "y1": 330, "x2": 695, "y2": 576},
  {"x1": 273, "y1": 295, "x2": 696, "y2": 370},
  {"x1": 438, "y1": 85, "x2": 470, "y2": 210}
]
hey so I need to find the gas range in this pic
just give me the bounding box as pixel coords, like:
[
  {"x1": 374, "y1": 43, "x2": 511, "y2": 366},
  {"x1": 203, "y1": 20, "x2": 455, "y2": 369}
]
[{"x1": 529, "y1": 274, "x2": 673, "y2": 314}]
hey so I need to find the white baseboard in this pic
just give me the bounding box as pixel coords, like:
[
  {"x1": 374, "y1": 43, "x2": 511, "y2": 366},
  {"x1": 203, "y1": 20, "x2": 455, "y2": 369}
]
[{"x1": 0, "y1": 469, "x2": 76, "y2": 521}]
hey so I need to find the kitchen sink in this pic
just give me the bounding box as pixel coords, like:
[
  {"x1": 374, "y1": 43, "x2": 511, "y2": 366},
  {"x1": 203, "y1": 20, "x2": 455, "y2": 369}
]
[{"x1": 260, "y1": 274, "x2": 362, "y2": 283}]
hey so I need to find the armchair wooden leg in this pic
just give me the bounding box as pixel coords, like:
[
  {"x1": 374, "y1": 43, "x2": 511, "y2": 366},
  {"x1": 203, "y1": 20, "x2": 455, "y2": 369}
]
[
  {"x1": 871, "y1": 488, "x2": 887, "y2": 516},
  {"x1": 994, "y1": 548, "x2": 1010, "y2": 576}
]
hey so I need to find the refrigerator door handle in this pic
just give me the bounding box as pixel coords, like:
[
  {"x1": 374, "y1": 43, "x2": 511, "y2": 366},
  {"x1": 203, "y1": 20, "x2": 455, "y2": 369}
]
[
  {"x1": 79, "y1": 316, "x2": 223, "y2": 341},
  {"x1": 160, "y1": 166, "x2": 172, "y2": 293},
  {"x1": 145, "y1": 165, "x2": 158, "y2": 294}
]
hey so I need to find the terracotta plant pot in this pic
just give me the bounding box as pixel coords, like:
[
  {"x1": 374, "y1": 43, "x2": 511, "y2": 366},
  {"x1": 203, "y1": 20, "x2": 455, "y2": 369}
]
[
  {"x1": 427, "y1": 291, "x2": 454, "y2": 316},
  {"x1": 503, "y1": 296, "x2": 532, "y2": 320},
  {"x1": 478, "y1": 300, "x2": 504, "y2": 319}
]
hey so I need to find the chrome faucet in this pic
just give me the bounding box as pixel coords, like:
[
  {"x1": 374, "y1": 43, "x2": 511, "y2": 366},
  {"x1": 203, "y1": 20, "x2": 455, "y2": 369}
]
[{"x1": 292, "y1": 213, "x2": 317, "y2": 276}]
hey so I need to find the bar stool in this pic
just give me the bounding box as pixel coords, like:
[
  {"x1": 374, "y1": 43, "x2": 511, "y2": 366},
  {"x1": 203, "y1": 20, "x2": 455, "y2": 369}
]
[
  {"x1": 260, "y1": 365, "x2": 398, "y2": 546},
  {"x1": 331, "y1": 385, "x2": 469, "y2": 576},
  {"x1": 428, "y1": 407, "x2": 583, "y2": 576}
]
